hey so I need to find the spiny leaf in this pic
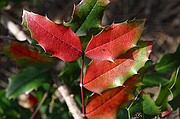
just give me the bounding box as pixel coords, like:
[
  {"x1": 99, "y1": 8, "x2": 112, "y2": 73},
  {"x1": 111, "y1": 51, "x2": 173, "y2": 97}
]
[
  {"x1": 84, "y1": 41, "x2": 153, "y2": 94},
  {"x1": 85, "y1": 19, "x2": 145, "y2": 61},
  {"x1": 155, "y1": 43, "x2": 180, "y2": 73},
  {"x1": 65, "y1": 0, "x2": 110, "y2": 36},
  {"x1": 22, "y1": 10, "x2": 82, "y2": 62},
  {"x1": 3, "y1": 40, "x2": 53, "y2": 67},
  {"x1": 6, "y1": 64, "x2": 51, "y2": 99},
  {"x1": 86, "y1": 75, "x2": 141, "y2": 119}
]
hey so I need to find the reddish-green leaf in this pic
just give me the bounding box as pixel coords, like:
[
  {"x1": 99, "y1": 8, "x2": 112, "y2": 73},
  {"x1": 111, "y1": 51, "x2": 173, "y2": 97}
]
[
  {"x1": 3, "y1": 40, "x2": 52, "y2": 67},
  {"x1": 86, "y1": 75, "x2": 141, "y2": 119},
  {"x1": 22, "y1": 10, "x2": 82, "y2": 62},
  {"x1": 85, "y1": 19, "x2": 145, "y2": 61},
  {"x1": 84, "y1": 41, "x2": 153, "y2": 94}
]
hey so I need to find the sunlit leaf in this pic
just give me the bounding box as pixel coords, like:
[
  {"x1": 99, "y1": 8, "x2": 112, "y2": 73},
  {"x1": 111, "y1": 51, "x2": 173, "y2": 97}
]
[
  {"x1": 84, "y1": 41, "x2": 153, "y2": 94},
  {"x1": 86, "y1": 75, "x2": 141, "y2": 119},
  {"x1": 85, "y1": 19, "x2": 145, "y2": 61},
  {"x1": 66, "y1": 0, "x2": 110, "y2": 36},
  {"x1": 22, "y1": 10, "x2": 82, "y2": 62}
]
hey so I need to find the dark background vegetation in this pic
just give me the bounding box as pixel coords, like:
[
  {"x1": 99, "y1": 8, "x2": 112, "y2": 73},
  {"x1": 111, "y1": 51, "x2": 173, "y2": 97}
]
[{"x1": 0, "y1": 0, "x2": 179, "y2": 118}]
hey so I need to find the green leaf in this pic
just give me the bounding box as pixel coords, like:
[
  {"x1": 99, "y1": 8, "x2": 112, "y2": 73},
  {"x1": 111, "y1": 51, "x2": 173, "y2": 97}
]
[
  {"x1": 142, "y1": 74, "x2": 168, "y2": 88},
  {"x1": 171, "y1": 67, "x2": 180, "y2": 98},
  {"x1": 142, "y1": 94, "x2": 161, "y2": 115},
  {"x1": 65, "y1": 0, "x2": 110, "y2": 36},
  {"x1": 0, "y1": 1, "x2": 7, "y2": 8},
  {"x1": 169, "y1": 67, "x2": 180, "y2": 110},
  {"x1": 169, "y1": 94, "x2": 180, "y2": 110},
  {"x1": 155, "y1": 43, "x2": 180, "y2": 73},
  {"x1": 6, "y1": 64, "x2": 51, "y2": 99},
  {"x1": 155, "y1": 67, "x2": 179, "y2": 111},
  {"x1": 127, "y1": 94, "x2": 160, "y2": 119}
]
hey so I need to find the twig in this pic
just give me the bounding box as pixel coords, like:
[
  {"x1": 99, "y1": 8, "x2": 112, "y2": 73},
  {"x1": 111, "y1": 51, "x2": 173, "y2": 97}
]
[
  {"x1": 58, "y1": 84, "x2": 83, "y2": 119},
  {"x1": 80, "y1": 55, "x2": 85, "y2": 118},
  {"x1": 30, "y1": 86, "x2": 50, "y2": 119},
  {"x1": 54, "y1": 78, "x2": 83, "y2": 119}
]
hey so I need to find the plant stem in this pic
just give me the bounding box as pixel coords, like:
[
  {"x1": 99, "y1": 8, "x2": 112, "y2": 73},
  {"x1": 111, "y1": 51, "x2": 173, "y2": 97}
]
[
  {"x1": 30, "y1": 85, "x2": 51, "y2": 119},
  {"x1": 80, "y1": 54, "x2": 85, "y2": 118}
]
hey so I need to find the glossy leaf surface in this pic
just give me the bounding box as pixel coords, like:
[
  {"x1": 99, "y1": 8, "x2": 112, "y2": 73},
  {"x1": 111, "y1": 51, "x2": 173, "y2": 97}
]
[
  {"x1": 84, "y1": 41, "x2": 153, "y2": 94},
  {"x1": 155, "y1": 67, "x2": 179, "y2": 111},
  {"x1": 66, "y1": 0, "x2": 110, "y2": 36},
  {"x1": 85, "y1": 19, "x2": 145, "y2": 61},
  {"x1": 142, "y1": 74, "x2": 168, "y2": 88},
  {"x1": 3, "y1": 40, "x2": 52, "y2": 67},
  {"x1": 86, "y1": 75, "x2": 141, "y2": 119},
  {"x1": 155, "y1": 43, "x2": 180, "y2": 73},
  {"x1": 6, "y1": 64, "x2": 51, "y2": 99},
  {"x1": 142, "y1": 94, "x2": 161, "y2": 115},
  {"x1": 22, "y1": 10, "x2": 82, "y2": 62}
]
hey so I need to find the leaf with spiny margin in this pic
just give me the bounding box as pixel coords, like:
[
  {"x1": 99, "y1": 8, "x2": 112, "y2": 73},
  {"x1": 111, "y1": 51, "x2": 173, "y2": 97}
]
[
  {"x1": 85, "y1": 19, "x2": 145, "y2": 61},
  {"x1": 155, "y1": 43, "x2": 180, "y2": 73},
  {"x1": 3, "y1": 40, "x2": 53, "y2": 67},
  {"x1": 6, "y1": 64, "x2": 51, "y2": 99},
  {"x1": 84, "y1": 41, "x2": 153, "y2": 94},
  {"x1": 65, "y1": 0, "x2": 110, "y2": 36},
  {"x1": 22, "y1": 10, "x2": 82, "y2": 62},
  {"x1": 86, "y1": 75, "x2": 141, "y2": 119}
]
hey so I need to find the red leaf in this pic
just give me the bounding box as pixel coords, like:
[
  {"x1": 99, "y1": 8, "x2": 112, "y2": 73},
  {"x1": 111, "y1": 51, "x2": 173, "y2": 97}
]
[
  {"x1": 4, "y1": 40, "x2": 52, "y2": 67},
  {"x1": 86, "y1": 75, "x2": 141, "y2": 119},
  {"x1": 85, "y1": 19, "x2": 145, "y2": 61},
  {"x1": 84, "y1": 41, "x2": 153, "y2": 94},
  {"x1": 22, "y1": 10, "x2": 82, "y2": 62}
]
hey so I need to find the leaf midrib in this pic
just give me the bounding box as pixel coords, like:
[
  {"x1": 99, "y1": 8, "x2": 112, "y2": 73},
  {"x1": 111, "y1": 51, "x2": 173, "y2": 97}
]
[
  {"x1": 86, "y1": 87, "x2": 125, "y2": 115},
  {"x1": 84, "y1": 50, "x2": 140, "y2": 85},
  {"x1": 7, "y1": 67, "x2": 48, "y2": 97},
  {"x1": 29, "y1": 16, "x2": 82, "y2": 53},
  {"x1": 76, "y1": 0, "x2": 100, "y2": 33},
  {"x1": 86, "y1": 23, "x2": 142, "y2": 53}
]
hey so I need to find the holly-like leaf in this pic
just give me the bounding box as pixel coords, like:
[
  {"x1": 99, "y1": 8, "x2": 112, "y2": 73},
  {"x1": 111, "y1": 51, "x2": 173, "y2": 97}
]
[
  {"x1": 84, "y1": 41, "x2": 153, "y2": 94},
  {"x1": 66, "y1": 0, "x2": 110, "y2": 36},
  {"x1": 155, "y1": 43, "x2": 180, "y2": 73},
  {"x1": 86, "y1": 75, "x2": 141, "y2": 119},
  {"x1": 22, "y1": 10, "x2": 82, "y2": 62},
  {"x1": 6, "y1": 64, "x2": 51, "y2": 99},
  {"x1": 3, "y1": 40, "x2": 52, "y2": 67},
  {"x1": 85, "y1": 19, "x2": 145, "y2": 61}
]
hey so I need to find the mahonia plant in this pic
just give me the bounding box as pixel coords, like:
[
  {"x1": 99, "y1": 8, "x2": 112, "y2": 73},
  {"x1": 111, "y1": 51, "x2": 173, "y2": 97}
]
[
  {"x1": 20, "y1": 0, "x2": 153, "y2": 118},
  {"x1": 2, "y1": 0, "x2": 179, "y2": 119}
]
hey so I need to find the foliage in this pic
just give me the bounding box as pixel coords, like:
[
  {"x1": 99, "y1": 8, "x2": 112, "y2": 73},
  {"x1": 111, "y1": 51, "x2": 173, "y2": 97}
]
[{"x1": 0, "y1": 0, "x2": 179, "y2": 118}]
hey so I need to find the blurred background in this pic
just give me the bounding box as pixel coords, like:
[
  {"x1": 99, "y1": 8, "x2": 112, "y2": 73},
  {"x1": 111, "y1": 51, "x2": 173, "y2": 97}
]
[{"x1": 0, "y1": 0, "x2": 179, "y2": 118}]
